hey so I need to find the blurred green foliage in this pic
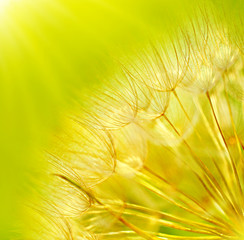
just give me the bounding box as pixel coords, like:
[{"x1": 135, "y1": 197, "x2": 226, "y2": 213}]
[{"x1": 0, "y1": 0, "x2": 242, "y2": 239}]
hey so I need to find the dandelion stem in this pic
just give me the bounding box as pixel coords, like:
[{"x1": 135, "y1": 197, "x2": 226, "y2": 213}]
[
  {"x1": 135, "y1": 171, "x2": 232, "y2": 231},
  {"x1": 163, "y1": 114, "x2": 242, "y2": 226},
  {"x1": 206, "y1": 91, "x2": 244, "y2": 216}
]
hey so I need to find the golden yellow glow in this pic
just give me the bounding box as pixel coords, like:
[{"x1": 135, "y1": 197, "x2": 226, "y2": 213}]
[
  {"x1": 24, "y1": 5, "x2": 244, "y2": 239},
  {"x1": 0, "y1": 0, "x2": 242, "y2": 239},
  {"x1": 0, "y1": 0, "x2": 11, "y2": 10}
]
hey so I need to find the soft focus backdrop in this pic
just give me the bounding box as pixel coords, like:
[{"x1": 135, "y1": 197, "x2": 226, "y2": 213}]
[{"x1": 0, "y1": 0, "x2": 242, "y2": 239}]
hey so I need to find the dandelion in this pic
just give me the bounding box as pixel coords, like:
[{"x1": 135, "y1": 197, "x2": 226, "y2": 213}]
[{"x1": 28, "y1": 4, "x2": 244, "y2": 240}]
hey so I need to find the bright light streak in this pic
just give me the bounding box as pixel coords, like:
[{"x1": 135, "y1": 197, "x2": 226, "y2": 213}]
[
  {"x1": 0, "y1": 0, "x2": 21, "y2": 15},
  {"x1": 0, "y1": 0, "x2": 11, "y2": 14},
  {"x1": 0, "y1": 0, "x2": 9, "y2": 8}
]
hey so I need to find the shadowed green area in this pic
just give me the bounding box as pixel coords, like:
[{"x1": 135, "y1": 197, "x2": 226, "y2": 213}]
[{"x1": 0, "y1": 0, "x2": 242, "y2": 238}]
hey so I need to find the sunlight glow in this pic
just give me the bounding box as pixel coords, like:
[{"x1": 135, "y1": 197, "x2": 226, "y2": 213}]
[{"x1": 0, "y1": 0, "x2": 9, "y2": 7}]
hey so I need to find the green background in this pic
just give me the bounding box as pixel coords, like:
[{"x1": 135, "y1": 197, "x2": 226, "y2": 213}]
[{"x1": 0, "y1": 0, "x2": 242, "y2": 238}]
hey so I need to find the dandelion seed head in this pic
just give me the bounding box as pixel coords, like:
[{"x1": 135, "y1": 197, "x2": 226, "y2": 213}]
[{"x1": 28, "y1": 4, "x2": 244, "y2": 240}]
